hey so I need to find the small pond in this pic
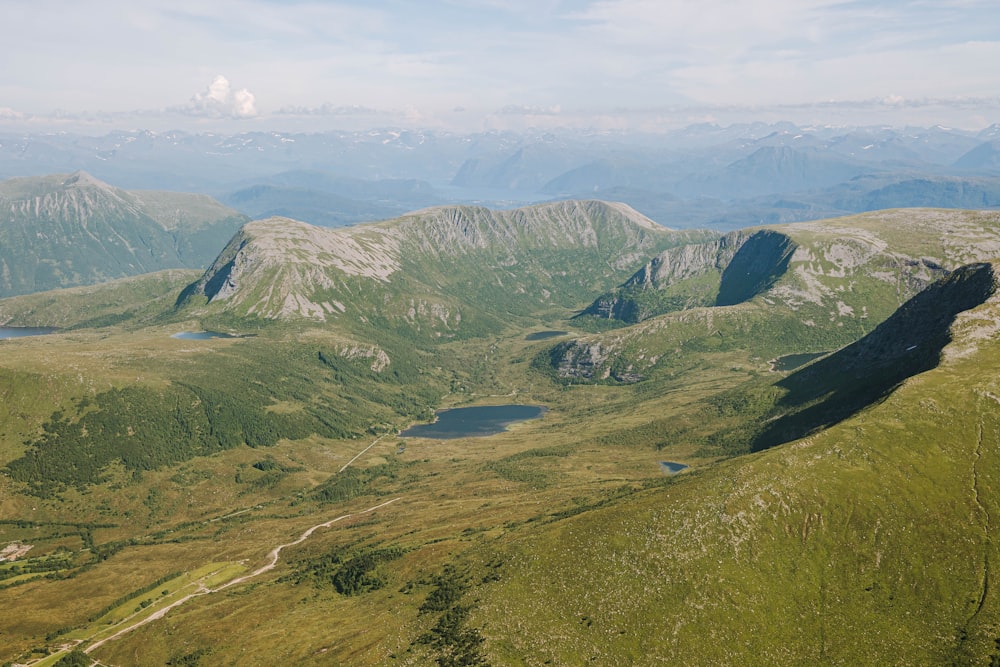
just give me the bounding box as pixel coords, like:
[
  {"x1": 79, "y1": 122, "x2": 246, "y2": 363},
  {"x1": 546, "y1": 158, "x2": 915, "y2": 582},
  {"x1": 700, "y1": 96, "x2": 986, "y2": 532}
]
[
  {"x1": 171, "y1": 331, "x2": 238, "y2": 340},
  {"x1": 0, "y1": 326, "x2": 57, "y2": 339},
  {"x1": 771, "y1": 351, "x2": 828, "y2": 372},
  {"x1": 660, "y1": 461, "x2": 689, "y2": 475},
  {"x1": 400, "y1": 404, "x2": 547, "y2": 439},
  {"x1": 525, "y1": 330, "x2": 569, "y2": 341}
]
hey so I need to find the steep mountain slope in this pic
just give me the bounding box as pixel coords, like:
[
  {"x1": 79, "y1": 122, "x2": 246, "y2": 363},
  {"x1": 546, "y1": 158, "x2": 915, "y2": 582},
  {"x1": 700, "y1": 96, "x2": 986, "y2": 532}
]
[
  {"x1": 180, "y1": 200, "x2": 715, "y2": 332},
  {"x1": 581, "y1": 229, "x2": 796, "y2": 322},
  {"x1": 0, "y1": 172, "x2": 248, "y2": 297},
  {"x1": 0, "y1": 199, "x2": 711, "y2": 498},
  {"x1": 752, "y1": 262, "x2": 996, "y2": 450},
  {"x1": 24, "y1": 253, "x2": 999, "y2": 667},
  {"x1": 471, "y1": 264, "x2": 1000, "y2": 665}
]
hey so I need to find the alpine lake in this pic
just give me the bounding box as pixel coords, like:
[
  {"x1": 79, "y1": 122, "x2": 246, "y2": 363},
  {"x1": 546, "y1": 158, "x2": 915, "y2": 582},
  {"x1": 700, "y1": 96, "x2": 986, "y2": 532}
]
[
  {"x1": 0, "y1": 326, "x2": 57, "y2": 339},
  {"x1": 400, "y1": 404, "x2": 548, "y2": 439}
]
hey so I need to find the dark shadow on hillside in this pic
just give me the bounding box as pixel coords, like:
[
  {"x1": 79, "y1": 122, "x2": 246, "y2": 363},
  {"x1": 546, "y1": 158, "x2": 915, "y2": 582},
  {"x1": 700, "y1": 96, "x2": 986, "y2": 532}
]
[
  {"x1": 174, "y1": 254, "x2": 238, "y2": 309},
  {"x1": 715, "y1": 230, "x2": 796, "y2": 307},
  {"x1": 575, "y1": 229, "x2": 798, "y2": 325},
  {"x1": 751, "y1": 262, "x2": 996, "y2": 451},
  {"x1": 174, "y1": 279, "x2": 202, "y2": 308}
]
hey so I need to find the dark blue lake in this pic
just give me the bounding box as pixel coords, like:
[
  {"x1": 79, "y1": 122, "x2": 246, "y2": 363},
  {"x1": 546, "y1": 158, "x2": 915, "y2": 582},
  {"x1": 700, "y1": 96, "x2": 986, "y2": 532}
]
[
  {"x1": 660, "y1": 461, "x2": 689, "y2": 475},
  {"x1": 171, "y1": 331, "x2": 237, "y2": 340},
  {"x1": 0, "y1": 326, "x2": 57, "y2": 339},
  {"x1": 400, "y1": 405, "x2": 547, "y2": 439},
  {"x1": 525, "y1": 330, "x2": 568, "y2": 341}
]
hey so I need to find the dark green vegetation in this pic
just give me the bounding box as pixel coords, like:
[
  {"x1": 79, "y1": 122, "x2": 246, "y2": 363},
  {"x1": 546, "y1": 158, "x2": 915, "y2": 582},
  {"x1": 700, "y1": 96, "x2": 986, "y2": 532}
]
[
  {"x1": 0, "y1": 172, "x2": 247, "y2": 297},
  {"x1": 4, "y1": 334, "x2": 445, "y2": 497},
  {"x1": 2, "y1": 205, "x2": 1000, "y2": 665},
  {"x1": 52, "y1": 649, "x2": 91, "y2": 666},
  {"x1": 0, "y1": 269, "x2": 200, "y2": 329},
  {"x1": 287, "y1": 544, "x2": 406, "y2": 596}
]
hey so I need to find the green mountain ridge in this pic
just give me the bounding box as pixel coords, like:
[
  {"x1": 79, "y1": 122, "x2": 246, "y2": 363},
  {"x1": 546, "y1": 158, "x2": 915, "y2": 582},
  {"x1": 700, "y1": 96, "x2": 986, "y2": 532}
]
[
  {"x1": 751, "y1": 261, "x2": 997, "y2": 450},
  {"x1": 179, "y1": 200, "x2": 714, "y2": 333},
  {"x1": 0, "y1": 269, "x2": 199, "y2": 328},
  {"x1": 0, "y1": 171, "x2": 248, "y2": 298}
]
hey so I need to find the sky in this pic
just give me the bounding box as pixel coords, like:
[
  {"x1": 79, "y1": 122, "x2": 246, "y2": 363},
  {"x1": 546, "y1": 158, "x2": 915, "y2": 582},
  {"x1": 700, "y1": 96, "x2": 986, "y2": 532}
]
[{"x1": 1, "y1": 0, "x2": 999, "y2": 133}]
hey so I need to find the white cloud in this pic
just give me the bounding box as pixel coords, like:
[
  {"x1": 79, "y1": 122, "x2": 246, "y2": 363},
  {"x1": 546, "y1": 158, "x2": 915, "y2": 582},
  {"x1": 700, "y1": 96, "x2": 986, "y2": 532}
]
[{"x1": 181, "y1": 75, "x2": 258, "y2": 119}]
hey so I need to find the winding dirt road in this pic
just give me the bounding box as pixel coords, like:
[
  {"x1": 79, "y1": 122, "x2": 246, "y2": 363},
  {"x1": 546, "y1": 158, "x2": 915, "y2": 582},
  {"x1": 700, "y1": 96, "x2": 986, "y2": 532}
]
[{"x1": 85, "y1": 497, "x2": 401, "y2": 654}]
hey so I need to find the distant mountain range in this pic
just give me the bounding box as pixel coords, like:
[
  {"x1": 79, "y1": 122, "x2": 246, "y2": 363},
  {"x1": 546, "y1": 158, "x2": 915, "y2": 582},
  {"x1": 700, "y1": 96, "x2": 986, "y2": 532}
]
[
  {"x1": 218, "y1": 170, "x2": 443, "y2": 227},
  {"x1": 3, "y1": 123, "x2": 1000, "y2": 230}
]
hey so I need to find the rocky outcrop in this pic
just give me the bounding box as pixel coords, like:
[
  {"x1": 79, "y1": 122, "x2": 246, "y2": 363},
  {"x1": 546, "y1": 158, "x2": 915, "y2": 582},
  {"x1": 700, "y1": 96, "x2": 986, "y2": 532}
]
[
  {"x1": 185, "y1": 217, "x2": 395, "y2": 320},
  {"x1": 581, "y1": 229, "x2": 794, "y2": 322},
  {"x1": 328, "y1": 344, "x2": 392, "y2": 372},
  {"x1": 715, "y1": 230, "x2": 797, "y2": 306},
  {"x1": 624, "y1": 231, "x2": 747, "y2": 288}
]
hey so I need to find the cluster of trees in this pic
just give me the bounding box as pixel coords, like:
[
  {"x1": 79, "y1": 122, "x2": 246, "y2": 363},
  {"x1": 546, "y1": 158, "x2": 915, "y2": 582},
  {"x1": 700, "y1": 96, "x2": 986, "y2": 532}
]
[
  {"x1": 5, "y1": 384, "x2": 332, "y2": 496},
  {"x1": 4, "y1": 333, "x2": 445, "y2": 496},
  {"x1": 416, "y1": 564, "x2": 488, "y2": 666},
  {"x1": 165, "y1": 648, "x2": 212, "y2": 666},
  {"x1": 484, "y1": 444, "x2": 572, "y2": 487},
  {"x1": 0, "y1": 550, "x2": 72, "y2": 584},
  {"x1": 287, "y1": 545, "x2": 405, "y2": 596},
  {"x1": 419, "y1": 564, "x2": 471, "y2": 613},
  {"x1": 52, "y1": 650, "x2": 91, "y2": 666},
  {"x1": 310, "y1": 461, "x2": 400, "y2": 505}
]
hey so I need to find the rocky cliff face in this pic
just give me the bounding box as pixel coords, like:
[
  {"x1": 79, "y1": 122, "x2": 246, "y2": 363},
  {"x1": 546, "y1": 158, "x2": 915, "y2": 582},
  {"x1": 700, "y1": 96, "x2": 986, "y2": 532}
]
[
  {"x1": 182, "y1": 200, "x2": 714, "y2": 327},
  {"x1": 625, "y1": 231, "x2": 747, "y2": 288},
  {"x1": 581, "y1": 209, "x2": 1000, "y2": 327},
  {"x1": 581, "y1": 229, "x2": 803, "y2": 321},
  {"x1": 189, "y1": 217, "x2": 402, "y2": 320},
  {"x1": 0, "y1": 172, "x2": 247, "y2": 297}
]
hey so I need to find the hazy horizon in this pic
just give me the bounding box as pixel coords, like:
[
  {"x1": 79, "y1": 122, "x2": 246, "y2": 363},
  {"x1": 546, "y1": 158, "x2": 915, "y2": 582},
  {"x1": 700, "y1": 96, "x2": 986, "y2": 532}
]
[{"x1": 2, "y1": 1, "x2": 998, "y2": 134}]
